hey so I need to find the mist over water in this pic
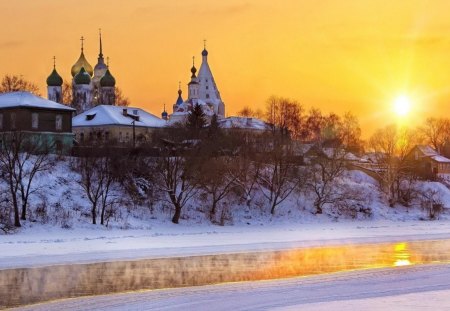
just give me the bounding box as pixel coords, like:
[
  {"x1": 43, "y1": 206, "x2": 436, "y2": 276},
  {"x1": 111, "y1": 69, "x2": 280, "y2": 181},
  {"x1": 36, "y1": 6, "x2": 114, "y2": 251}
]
[{"x1": 1, "y1": 239, "x2": 450, "y2": 308}]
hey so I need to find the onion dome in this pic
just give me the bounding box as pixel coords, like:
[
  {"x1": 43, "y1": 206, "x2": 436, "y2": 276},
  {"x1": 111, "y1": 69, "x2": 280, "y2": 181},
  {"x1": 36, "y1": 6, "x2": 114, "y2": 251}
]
[
  {"x1": 202, "y1": 48, "x2": 208, "y2": 57},
  {"x1": 71, "y1": 52, "x2": 93, "y2": 77},
  {"x1": 191, "y1": 65, "x2": 197, "y2": 78},
  {"x1": 176, "y1": 88, "x2": 184, "y2": 106},
  {"x1": 71, "y1": 37, "x2": 93, "y2": 77},
  {"x1": 46, "y1": 68, "x2": 63, "y2": 86},
  {"x1": 74, "y1": 67, "x2": 91, "y2": 85},
  {"x1": 162, "y1": 110, "x2": 168, "y2": 119},
  {"x1": 100, "y1": 69, "x2": 116, "y2": 87}
]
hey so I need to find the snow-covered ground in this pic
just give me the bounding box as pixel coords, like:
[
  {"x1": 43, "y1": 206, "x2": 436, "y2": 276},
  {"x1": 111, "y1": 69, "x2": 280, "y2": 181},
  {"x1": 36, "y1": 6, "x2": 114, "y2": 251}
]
[{"x1": 12, "y1": 264, "x2": 450, "y2": 311}]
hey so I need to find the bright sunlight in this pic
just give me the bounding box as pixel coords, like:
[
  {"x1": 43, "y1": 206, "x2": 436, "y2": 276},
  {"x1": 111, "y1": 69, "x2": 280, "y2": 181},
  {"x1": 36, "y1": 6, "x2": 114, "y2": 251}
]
[{"x1": 393, "y1": 95, "x2": 412, "y2": 117}]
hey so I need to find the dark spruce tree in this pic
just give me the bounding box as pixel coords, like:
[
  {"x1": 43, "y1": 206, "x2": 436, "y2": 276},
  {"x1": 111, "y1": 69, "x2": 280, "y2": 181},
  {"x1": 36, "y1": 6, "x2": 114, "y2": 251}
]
[
  {"x1": 186, "y1": 103, "x2": 207, "y2": 138},
  {"x1": 208, "y1": 113, "x2": 220, "y2": 138}
]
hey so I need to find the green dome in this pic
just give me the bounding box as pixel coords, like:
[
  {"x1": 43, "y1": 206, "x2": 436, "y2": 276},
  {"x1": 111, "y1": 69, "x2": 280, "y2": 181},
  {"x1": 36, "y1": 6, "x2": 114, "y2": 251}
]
[
  {"x1": 74, "y1": 67, "x2": 91, "y2": 85},
  {"x1": 46, "y1": 68, "x2": 63, "y2": 86},
  {"x1": 100, "y1": 69, "x2": 116, "y2": 87}
]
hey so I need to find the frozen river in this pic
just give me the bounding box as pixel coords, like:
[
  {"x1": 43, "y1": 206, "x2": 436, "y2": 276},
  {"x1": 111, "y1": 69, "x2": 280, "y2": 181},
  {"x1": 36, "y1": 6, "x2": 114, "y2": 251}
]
[
  {"x1": 13, "y1": 264, "x2": 450, "y2": 311},
  {"x1": 3, "y1": 238, "x2": 450, "y2": 309}
]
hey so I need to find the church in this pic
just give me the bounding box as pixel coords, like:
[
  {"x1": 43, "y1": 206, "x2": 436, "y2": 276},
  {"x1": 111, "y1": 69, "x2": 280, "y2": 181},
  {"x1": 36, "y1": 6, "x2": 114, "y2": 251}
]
[
  {"x1": 166, "y1": 45, "x2": 225, "y2": 123},
  {"x1": 46, "y1": 31, "x2": 116, "y2": 114}
]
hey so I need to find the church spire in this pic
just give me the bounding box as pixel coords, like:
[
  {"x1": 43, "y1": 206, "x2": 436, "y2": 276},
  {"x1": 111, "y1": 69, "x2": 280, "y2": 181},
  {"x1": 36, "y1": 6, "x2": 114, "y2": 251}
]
[
  {"x1": 98, "y1": 28, "x2": 104, "y2": 59},
  {"x1": 202, "y1": 39, "x2": 208, "y2": 58}
]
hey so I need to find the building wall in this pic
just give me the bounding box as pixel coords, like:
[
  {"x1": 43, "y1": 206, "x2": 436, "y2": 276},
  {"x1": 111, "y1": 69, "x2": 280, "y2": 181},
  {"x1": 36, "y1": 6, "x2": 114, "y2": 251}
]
[
  {"x1": 73, "y1": 125, "x2": 163, "y2": 146},
  {"x1": 0, "y1": 107, "x2": 72, "y2": 133}
]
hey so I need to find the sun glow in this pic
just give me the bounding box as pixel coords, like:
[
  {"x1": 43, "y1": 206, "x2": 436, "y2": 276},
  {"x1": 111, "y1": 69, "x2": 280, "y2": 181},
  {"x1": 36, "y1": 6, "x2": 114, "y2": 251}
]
[{"x1": 393, "y1": 95, "x2": 412, "y2": 117}]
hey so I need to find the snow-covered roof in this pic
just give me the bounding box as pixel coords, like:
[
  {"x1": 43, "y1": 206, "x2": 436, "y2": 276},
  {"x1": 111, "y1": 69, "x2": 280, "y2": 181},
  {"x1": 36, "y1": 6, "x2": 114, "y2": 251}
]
[
  {"x1": 0, "y1": 91, "x2": 75, "y2": 111},
  {"x1": 73, "y1": 105, "x2": 167, "y2": 128},
  {"x1": 415, "y1": 145, "x2": 450, "y2": 163},
  {"x1": 218, "y1": 116, "x2": 270, "y2": 131},
  {"x1": 417, "y1": 145, "x2": 439, "y2": 157},
  {"x1": 430, "y1": 155, "x2": 450, "y2": 163}
]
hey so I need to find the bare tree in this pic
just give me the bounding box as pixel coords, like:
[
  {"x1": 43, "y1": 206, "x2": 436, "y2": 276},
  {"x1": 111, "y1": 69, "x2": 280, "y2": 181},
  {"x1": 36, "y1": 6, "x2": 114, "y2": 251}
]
[
  {"x1": 62, "y1": 80, "x2": 73, "y2": 106},
  {"x1": 237, "y1": 106, "x2": 264, "y2": 119},
  {"x1": 305, "y1": 147, "x2": 347, "y2": 214},
  {"x1": 0, "y1": 74, "x2": 40, "y2": 95},
  {"x1": 257, "y1": 134, "x2": 299, "y2": 214},
  {"x1": 76, "y1": 154, "x2": 118, "y2": 225},
  {"x1": 196, "y1": 156, "x2": 238, "y2": 221},
  {"x1": 115, "y1": 87, "x2": 130, "y2": 107},
  {"x1": 369, "y1": 125, "x2": 417, "y2": 206},
  {"x1": 154, "y1": 153, "x2": 197, "y2": 224},
  {"x1": 300, "y1": 108, "x2": 325, "y2": 142},
  {"x1": 0, "y1": 132, "x2": 50, "y2": 227},
  {"x1": 338, "y1": 112, "x2": 362, "y2": 151},
  {"x1": 419, "y1": 117, "x2": 450, "y2": 152},
  {"x1": 265, "y1": 96, "x2": 303, "y2": 139}
]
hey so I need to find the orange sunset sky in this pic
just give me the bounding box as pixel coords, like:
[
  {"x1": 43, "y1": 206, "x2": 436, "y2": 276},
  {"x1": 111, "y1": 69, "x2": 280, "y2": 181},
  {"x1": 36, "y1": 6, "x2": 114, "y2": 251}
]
[{"x1": 1, "y1": 0, "x2": 450, "y2": 135}]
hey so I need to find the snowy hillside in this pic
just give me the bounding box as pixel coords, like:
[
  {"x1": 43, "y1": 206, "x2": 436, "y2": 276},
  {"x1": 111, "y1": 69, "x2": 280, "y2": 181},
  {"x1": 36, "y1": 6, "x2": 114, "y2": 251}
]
[{"x1": 1, "y1": 157, "x2": 450, "y2": 235}]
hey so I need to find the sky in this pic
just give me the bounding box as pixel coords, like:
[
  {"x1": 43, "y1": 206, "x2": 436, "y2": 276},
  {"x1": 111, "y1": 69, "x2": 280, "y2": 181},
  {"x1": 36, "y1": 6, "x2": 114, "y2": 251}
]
[{"x1": 1, "y1": 0, "x2": 450, "y2": 135}]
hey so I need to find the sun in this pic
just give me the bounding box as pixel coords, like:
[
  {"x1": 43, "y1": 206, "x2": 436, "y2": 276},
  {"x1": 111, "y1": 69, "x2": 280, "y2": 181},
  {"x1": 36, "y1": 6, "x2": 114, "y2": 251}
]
[{"x1": 393, "y1": 95, "x2": 411, "y2": 117}]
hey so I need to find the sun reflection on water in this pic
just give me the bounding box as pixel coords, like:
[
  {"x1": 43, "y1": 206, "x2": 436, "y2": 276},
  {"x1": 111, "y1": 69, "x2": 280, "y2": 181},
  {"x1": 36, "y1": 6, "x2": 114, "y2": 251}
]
[{"x1": 393, "y1": 242, "x2": 412, "y2": 267}]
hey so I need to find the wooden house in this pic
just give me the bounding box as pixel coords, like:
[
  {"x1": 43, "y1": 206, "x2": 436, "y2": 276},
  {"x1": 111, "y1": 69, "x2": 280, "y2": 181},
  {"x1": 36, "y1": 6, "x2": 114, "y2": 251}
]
[{"x1": 0, "y1": 91, "x2": 75, "y2": 154}]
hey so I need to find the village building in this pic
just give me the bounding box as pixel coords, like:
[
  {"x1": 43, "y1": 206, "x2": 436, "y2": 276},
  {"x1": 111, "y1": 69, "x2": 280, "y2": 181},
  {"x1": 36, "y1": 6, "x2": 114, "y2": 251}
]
[
  {"x1": 0, "y1": 92, "x2": 75, "y2": 154},
  {"x1": 72, "y1": 105, "x2": 166, "y2": 146},
  {"x1": 405, "y1": 145, "x2": 450, "y2": 179}
]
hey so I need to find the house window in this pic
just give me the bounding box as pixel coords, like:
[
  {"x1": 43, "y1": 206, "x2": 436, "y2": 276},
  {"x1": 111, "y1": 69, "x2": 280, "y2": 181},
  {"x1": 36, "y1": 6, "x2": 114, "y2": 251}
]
[
  {"x1": 55, "y1": 115, "x2": 62, "y2": 131},
  {"x1": 32, "y1": 113, "x2": 39, "y2": 129},
  {"x1": 80, "y1": 132, "x2": 84, "y2": 142},
  {"x1": 0, "y1": 113, "x2": 3, "y2": 129},
  {"x1": 11, "y1": 113, "x2": 16, "y2": 130},
  {"x1": 105, "y1": 131, "x2": 109, "y2": 141},
  {"x1": 125, "y1": 132, "x2": 129, "y2": 142},
  {"x1": 119, "y1": 132, "x2": 123, "y2": 143}
]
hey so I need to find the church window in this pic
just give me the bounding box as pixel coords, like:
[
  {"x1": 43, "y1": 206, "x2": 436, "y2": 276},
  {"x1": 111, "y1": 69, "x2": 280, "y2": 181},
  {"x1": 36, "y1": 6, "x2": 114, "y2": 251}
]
[
  {"x1": 32, "y1": 113, "x2": 39, "y2": 129},
  {"x1": 0, "y1": 114, "x2": 3, "y2": 129},
  {"x1": 206, "y1": 79, "x2": 208, "y2": 82},
  {"x1": 206, "y1": 86, "x2": 209, "y2": 90},
  {"x1": 206, "y1": 94, "x2": 210, "y2": 99},
  {"x1": 11, "y1": 113, "x2": 16, "y2": 130},
  {"x1": 55, "y1": 115, "x2": 62, "y2": 131}
]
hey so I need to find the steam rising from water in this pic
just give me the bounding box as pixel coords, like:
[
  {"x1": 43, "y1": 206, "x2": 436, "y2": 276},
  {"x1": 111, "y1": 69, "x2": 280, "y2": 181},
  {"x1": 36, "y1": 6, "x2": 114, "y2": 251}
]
[{"x1": 1, "y1": 239, "x2": 450, "y2": 308}]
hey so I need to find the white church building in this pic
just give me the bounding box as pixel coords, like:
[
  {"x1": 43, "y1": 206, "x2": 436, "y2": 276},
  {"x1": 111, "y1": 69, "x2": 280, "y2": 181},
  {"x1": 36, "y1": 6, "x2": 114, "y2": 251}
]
[{"x1": 166, "y1": 46, "x2": 225, "y2": 123}]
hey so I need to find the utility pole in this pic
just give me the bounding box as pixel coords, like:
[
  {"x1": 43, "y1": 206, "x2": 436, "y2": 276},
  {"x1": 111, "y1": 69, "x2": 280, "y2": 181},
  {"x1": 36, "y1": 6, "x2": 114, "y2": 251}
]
[{"x1": 132, "y1": 120, "x2": 136, "y2": 149}]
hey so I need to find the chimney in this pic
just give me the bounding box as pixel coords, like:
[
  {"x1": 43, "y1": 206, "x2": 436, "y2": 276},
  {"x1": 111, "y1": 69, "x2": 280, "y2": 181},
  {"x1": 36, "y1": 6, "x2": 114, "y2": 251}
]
[{"x1": 122, "y1": 108, "x2": 127, "y2": 116}]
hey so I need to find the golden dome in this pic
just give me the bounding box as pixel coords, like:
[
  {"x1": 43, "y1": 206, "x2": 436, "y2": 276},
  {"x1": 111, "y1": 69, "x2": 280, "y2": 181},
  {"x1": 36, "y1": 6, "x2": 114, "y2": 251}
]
[{"x1": 71, "y1": 51, "x2": 93, "y2": 77}]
